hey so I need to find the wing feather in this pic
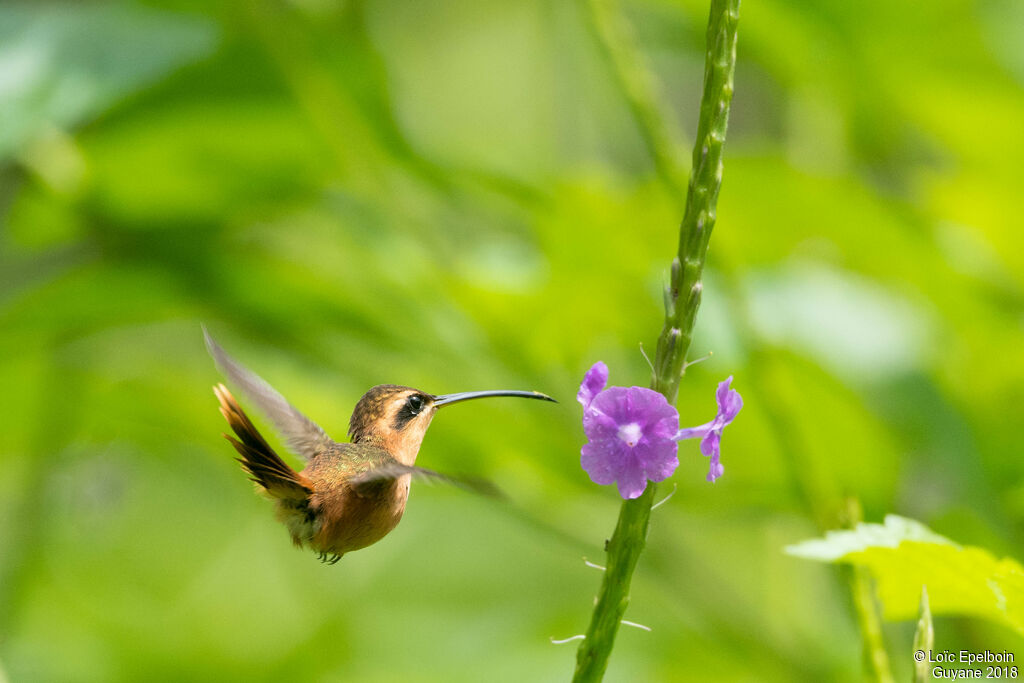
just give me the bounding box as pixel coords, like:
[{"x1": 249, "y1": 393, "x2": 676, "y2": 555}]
[
  {"x1": 205, "y1": 327, "x2": 331, "y2": 461},
  {"x1": 348, "y1": 461, "x2": 503, "y2": 499}
]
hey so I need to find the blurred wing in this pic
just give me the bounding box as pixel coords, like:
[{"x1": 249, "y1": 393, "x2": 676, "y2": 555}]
[
  {"x1": 215, "y1": 383, "x2": 313, "y2": 502},
  {"x1": 349, "y1": 461, "x2": 504, "y2": 500},
  {"x1": 204, "y1": 326, "x2": 332, "y2": 461}
]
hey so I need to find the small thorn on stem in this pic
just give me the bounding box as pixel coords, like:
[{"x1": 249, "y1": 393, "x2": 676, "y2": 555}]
[
  {"x1": 550, "y1": 634, "x2": 586, "y2": 645},
  {"x1": 621, "y1": 620, "x2": 652, "y2": 632},
  {"x1": 583, "y1": 557, "x2": 606, "y2": 571},
  {"x1": 684, "y1": 350, "x2": 713, "y2": 370},
  {"x1": 639, "y1": 343, "x2": 655, "y2": 374},
  {"x1": 651, "y1": 483, "x2": 677, "y2": 510}
]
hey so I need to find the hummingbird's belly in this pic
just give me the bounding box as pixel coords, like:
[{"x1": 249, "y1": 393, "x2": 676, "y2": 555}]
[{"x1": 312, "y1": 475, "x2": 411, "y2": 555}]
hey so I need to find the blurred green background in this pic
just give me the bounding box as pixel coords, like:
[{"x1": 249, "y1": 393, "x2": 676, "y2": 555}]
[{"x1": 2, "y1": 0, "x2": 1022, "y2": 681}]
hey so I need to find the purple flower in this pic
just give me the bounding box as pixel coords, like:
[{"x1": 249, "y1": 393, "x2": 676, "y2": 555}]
[
  {"x1": 578, "y1": 362, "x2": 743, "y2": 497},
  {"x1": 578, "y1": 362, "x2": 680, "y2": 499},
  {"x1": 675, "y1": 376, "x2": 743, "y2": 482}
]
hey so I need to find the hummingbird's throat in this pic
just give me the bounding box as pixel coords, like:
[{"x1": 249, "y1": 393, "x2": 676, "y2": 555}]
[{"x1": 381, "y1": 414, "x2": 434, "y2": 466}]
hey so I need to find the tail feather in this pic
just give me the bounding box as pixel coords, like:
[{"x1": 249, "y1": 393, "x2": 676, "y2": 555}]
[{"x1": 214, "y1": 383, "x2": 312, "y2": 501}]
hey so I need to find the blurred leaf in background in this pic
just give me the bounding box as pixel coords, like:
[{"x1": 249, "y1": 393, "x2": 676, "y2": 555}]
[
  {"x1": 0, "y1": 4, "x2": 217, "y2": 162},
  {"x1": 788, "y1": 515, "x2": 1024, "y2": 637},
  {"x1": 1, "y1": 0, "x2": 1022, "y2": 681}
]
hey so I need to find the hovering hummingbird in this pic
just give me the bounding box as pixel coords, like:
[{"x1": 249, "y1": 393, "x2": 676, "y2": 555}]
[{"x1": 204, "y1": 329, "x2": 555, "y2": 564}]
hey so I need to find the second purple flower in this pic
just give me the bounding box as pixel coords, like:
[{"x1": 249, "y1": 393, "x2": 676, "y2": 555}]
[{"x1": 577, "y1": 362, "x2": 742, "y2": 498}]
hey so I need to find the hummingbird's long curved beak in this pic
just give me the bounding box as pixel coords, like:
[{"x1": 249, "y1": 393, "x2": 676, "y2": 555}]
[{"x1": 432, "y1": 390, "x2": 556, "y2": 408}]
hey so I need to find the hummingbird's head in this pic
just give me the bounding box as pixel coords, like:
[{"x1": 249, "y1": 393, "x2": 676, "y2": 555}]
[
  {"x1": 348, "y1": 385, "x2": 556, "y2": 465},
  {"x1": 348, "y1": 385, "x2": 438, "y2": 465}
]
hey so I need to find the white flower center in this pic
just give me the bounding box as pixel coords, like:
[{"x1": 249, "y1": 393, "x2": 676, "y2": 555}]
[{"x1": 617, "y1": 422, "x2": 643, "y2": 448}]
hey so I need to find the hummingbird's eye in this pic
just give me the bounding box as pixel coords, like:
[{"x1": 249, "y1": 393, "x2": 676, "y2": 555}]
[{"x1": 406, "y1": 394, "x2": 424, "y2": 414}]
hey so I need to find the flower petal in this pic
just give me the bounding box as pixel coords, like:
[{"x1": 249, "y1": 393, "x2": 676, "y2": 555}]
[
  {"x1": 706, "y1": 458, "x2": 724, "y2": 483},
  {"x1": 587, "y1": 385, "x2": 631, "y2": 425},
  {"x1": 715, "y1": 376, "x2": 743, "y2": 422},
  {"x1": 675, "y1": 422, "x2": 712, "y2": 441},
  {"x1": 581, "y1": 440, "x2": 619, "y2": 486},
  {"x1": 577, "y1": 361, "x2": 609, "y2": 410},
  {"x1": 582, "y1": 408, "x2": 618, "y2": 441},
  {"x1": 614, "y1": 460, "x2": 650, "y2": 499},
  {"x1": 590, "y1": 385, "x2": 676, "y2": 434},
  {"x1": 630, "y1": 388, "x2": 680, "y2": 436},
  {"x1": 699, "y1": 430, "x2": 721, "y2": 457},
  {"x1": 650, "y1": 412, "x2": 682, "y2": 442},
  {"x1": 637, "y1": 437, "x2": 679, "y2": 482}
]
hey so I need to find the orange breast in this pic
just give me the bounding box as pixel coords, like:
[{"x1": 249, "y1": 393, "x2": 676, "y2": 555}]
[{"x1": 311, "y1": 474, "x2": 412, "y2": 555}]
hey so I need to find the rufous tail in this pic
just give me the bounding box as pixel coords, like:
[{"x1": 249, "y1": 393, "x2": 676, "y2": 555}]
[{"x1": 214, "y1": 383, "x2": 312, "y2": 501}]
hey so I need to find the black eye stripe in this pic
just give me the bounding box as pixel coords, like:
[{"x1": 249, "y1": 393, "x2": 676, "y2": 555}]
[{"x1": 392, "y1": 394, "x2": 426, "y2": 431}]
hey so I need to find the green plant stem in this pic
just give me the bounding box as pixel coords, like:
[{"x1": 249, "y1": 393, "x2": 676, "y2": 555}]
[
  {"x1": 849, "y1": 565, "x2": 895, "y2": 683},
  {"x1": 913, "y1": 587, "x2": 934, "y2": 683},
  {"x1": 842, "y1": 498, "x2": 895, "y2": 683},
  {"x1": 572, "y1": 0, "x2": 740, "y2": 681},
  {"x1": 572, "y1": 485, "x2": 657, "y2": 681},
  {"x1": 652, "y1": 0, "x2": 740, "y2": 403}
]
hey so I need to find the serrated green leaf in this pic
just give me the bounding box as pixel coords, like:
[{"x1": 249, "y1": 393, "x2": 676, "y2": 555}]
[{"x1": 786, "y1": 515, "x2": 1024, "y2": 636}]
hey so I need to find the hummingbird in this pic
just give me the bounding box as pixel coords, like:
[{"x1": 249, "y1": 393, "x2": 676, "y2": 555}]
[{"x1": 204, "y1": 329, "x2": 555, "y2": 564}]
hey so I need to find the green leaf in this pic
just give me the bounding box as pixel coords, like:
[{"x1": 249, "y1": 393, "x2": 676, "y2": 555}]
[
  {"x1": 0, "y1": 4, "x2": 218, "y2": 160},
  {"x1": 786, "y1": 515, "x2": 1024, "y2": 636}
]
